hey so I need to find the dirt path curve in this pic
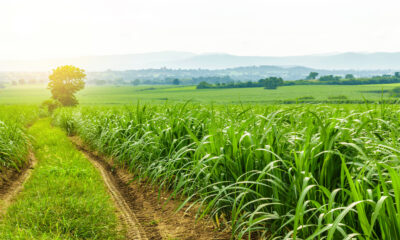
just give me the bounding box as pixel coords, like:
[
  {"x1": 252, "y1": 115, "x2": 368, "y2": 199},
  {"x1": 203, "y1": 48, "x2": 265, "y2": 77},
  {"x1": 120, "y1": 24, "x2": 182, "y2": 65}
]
[
  {"x1": 0, "y1": 152, "x2": 37, "y2": 216},
  {"x1": 78, "y1": 146, "x2": 148, "y2": 240},
  {"x1": 72, "y1": 137, "x2": 231, "y2": 240}
]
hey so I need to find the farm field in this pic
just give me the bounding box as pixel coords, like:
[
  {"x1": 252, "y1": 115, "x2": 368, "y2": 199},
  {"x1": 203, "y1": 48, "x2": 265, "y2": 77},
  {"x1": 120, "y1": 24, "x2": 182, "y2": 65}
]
[
  {"x1": 1, "y1": 83, "x2": 400, "y2": 105},
  {"x1": 0, "y1": 106, "x2": 38, "y2": 171},
  {"x1": 51, "y1": 103, "x2": 400, "y2": 239},
  {"x1": 2, "y1": 0, "x2": 400, "y2": 239},
  {"x1": 2, "y1": 84, "x2": 400, "y2": 239}
]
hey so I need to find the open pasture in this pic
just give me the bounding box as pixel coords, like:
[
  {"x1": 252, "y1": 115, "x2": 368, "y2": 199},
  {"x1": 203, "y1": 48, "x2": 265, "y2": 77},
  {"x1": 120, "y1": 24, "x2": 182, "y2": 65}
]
[{"x1": 1, "y1": 83, "x2": 399, "y2": 105}]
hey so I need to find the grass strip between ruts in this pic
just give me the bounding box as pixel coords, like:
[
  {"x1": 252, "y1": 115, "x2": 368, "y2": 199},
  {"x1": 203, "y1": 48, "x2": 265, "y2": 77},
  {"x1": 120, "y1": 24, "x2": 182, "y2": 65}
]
[{"x1": 0, "y1": 118, "x2": 122, "y2": 239}]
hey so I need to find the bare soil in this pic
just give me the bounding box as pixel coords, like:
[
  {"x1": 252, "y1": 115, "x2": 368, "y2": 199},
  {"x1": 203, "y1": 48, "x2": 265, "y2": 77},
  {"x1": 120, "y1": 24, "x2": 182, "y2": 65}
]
[
  {"x1": 71, "y1": 137, "x2": 231, "y2": 240},
  {"x1": 0, "y1": 152, "x2": 37, "y2": 215}
]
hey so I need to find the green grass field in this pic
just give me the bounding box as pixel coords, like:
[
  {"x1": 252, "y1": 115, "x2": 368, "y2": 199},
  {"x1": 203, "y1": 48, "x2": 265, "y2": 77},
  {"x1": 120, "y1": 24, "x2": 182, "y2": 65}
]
[
  {"x1": 0, "y1": 119, "x2": 121, "y2": 239},
  {"x1": 1, "y1": 83, "x2": 399, "y2": 105},
  {"x1": 2, "y1": 82, "x2": 400, "y2": 239}
]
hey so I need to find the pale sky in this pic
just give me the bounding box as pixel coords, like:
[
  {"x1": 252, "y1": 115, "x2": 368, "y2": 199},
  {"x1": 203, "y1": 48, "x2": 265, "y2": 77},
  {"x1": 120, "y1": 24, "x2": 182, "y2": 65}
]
[{"x1": 1, "y1": 0, "x2": 399, "y2": 60}]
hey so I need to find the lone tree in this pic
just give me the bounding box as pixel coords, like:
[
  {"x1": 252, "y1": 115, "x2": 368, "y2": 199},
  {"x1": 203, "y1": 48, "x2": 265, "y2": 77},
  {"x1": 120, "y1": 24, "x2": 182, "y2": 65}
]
[
  {"x1": 48, "y1": 65, "x2": 86, "y2": 106},
  {"x1": 306, "y1": 72, "x2": 319, "y2": 80},
  {"x1": 173, "y1": 78, "x2": 180, "y2": 85}
]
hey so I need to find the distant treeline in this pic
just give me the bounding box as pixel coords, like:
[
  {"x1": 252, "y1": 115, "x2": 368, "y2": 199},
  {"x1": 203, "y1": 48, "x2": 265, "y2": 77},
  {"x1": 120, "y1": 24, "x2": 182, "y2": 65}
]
[
  {"x1": 196, "y1": 72, "x2": 400, "y2": 89},
  {"x1": 197, "y1": 77, "x2": 284, "y2": 89},
  {"x1": 285, "y1": 72, "x2": 400, "y2": 86},
  {"x1": 89, "y1": 76, "x2": 236, "y2": 86}
]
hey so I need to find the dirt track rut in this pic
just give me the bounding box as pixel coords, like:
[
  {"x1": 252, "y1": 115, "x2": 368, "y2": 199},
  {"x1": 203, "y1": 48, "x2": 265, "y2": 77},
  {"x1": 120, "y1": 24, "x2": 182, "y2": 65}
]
[
  {"x1": 79, "y1": 148, "x2": 148, "y2": 240},
  {"x1": 0, "y1": 153, "x2": 37, "y2": 215},
  {"x1": 72, "y1": 137, "x2": 231, "y2": 240}
]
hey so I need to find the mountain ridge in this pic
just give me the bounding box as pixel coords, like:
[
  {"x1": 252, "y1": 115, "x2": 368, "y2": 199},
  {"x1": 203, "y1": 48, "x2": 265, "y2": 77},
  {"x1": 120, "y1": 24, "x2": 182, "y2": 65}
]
[{"x1": 1, "y1": 51, "x2": 400, "y2": 71}]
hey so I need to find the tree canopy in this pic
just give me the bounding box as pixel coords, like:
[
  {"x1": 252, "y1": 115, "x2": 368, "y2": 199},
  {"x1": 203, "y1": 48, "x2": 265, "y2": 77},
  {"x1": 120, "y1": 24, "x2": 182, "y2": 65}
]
[
  {"x1": 263, "y1": 77, "x2": 284, "y2": 89},
  {"x1": 306, "y1": 72, "x2": 319, "y2": 80},
  {"x1": 173, "y1": 79, "x2": 180, "y2": 85},
  {"x1": 48, "y1": 65, "x2": 86, "y2": 106}
]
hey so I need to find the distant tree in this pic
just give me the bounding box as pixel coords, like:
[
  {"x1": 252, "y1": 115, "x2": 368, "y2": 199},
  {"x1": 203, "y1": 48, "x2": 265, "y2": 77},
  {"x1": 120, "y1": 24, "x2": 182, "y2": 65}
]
[
  {"x1": 306, "y1": 72, "x2": 319, "y2": 80},
  {"x1": 196, "y1": 81, "x2": 213, "y2": 89},
  {"x1": 395, "y1": 72, "x2": 400, "y2": 78},
  {"x1": 345, "y1": 74, "x2": 354, "y2": 79},
  {"x1": 41, "y1": 99, "x2": 62, "y2": 113},
  {"x1": 48, "y1": 65, "x2": 86, "y2": 106},
  {"x1": 264, "y1": 77, "x2": 284, "y2": 89},
  {"x1": 172, "y1": 79, "x2": 180, "y2": 85},
  {"x1": 28, "y1": 79, "x2": 37, "y2": 84},
  {"x1": 131, "y1": 79, "x2": 141, "y2": 86},
  {"x1": 18, "y1": 79, "x2": 25, "y2": 85},
  {"x1": 319, "y1": 75, "x2": 342, "y2": 82},
  {"x1": 11, "y1": 80, "x2": 17, "y2": 86}
]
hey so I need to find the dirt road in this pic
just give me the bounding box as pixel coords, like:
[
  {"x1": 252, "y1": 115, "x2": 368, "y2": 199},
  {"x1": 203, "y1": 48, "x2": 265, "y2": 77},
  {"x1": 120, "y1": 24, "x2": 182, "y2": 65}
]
[
  {"x1": 79, "y1": 148, "x2": 148, "y2": 240},
  {"x1": 0, "y1": 153, "x2": 37, "y2": 215},
  {"x1": 72, "y1": 137, "x2": 230, "y2": 240}
]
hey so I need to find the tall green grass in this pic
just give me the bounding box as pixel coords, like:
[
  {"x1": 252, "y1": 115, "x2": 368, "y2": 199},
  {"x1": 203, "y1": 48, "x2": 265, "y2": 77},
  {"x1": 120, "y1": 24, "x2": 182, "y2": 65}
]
[
  {"x1": 0, "y1": 106, "x2": 38, "y2": 170},
  {"x1": 54, "y1": 103, "x2": 400, "y2": 239}
]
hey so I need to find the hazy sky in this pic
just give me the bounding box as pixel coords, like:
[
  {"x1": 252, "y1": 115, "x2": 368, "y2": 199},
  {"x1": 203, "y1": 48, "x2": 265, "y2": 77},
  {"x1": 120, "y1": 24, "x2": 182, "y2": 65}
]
[{"x1": 1, "y1": 0, "x2": 399, "y2": 60}]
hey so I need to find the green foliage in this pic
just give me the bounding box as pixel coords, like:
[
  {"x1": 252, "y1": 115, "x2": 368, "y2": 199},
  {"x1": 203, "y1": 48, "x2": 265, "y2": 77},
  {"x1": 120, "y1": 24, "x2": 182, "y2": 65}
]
[
  {"x1": 319, "y1": 75, "x2": 342, "y2": 81},
  {"x1": 172, "y1": 78, "x2": 180, "y2": 85},
  {"x1": 53, "y1": 103, "x2": 400, "y2": 239},
  {"x1": 289, "y1": 73, "x2": 400, "y2": 86},
  {"x1": 263, "y1": 77, "x2": 284, "y2": 89},
  {"x1": 328, "y1": 95, "x2": 348, "y2": 100},
  {"x1": 196, "y1": 77, "x2": 284, "y2": 90},
  {"x1": 390, "y1": 86, "x2": 400, "y2": 97},
  {"x1": 4, "y1": 84, "x2": 400, "y2": 105},
  {"x1": 297, "y1": 96, "x2": 315, "y2": 100},
  {"x1": 195, "y1": 73, "x2": 400, "y2": 91},
  {"x1": 196, "y1": 81, "x2": 213, "y2": 89},
  {"x1": 48, "y1": 65, "x2": 86, "y2": 106},
  {"x1": 0, "y1": 119, "x2": 121, "y2": 239},
  {"x1": 40, "y1": 98, "x2": 62, "y2": 114},
  {"x1": 306, "y1": 72, "x2": 319, "y2": 80},
  {"x1": 0, "y1": 106, "x2": 38, "y2": 170},
  {"x1": 197, "y1": 80, "x2": 262, "y2": 89}
]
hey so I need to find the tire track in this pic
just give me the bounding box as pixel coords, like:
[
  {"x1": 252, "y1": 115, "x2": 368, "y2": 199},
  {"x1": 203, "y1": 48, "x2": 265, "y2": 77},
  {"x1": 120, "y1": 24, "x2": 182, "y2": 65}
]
[
  {"x1": 78, "y1": 148, "x2": 148, "y2": 240},
  {"x1": 0, "y1": 152, "x2": 37, "y2": 216},
  {"x1": 72, "y1": 137, "x2": 231, "y2": 240}
]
